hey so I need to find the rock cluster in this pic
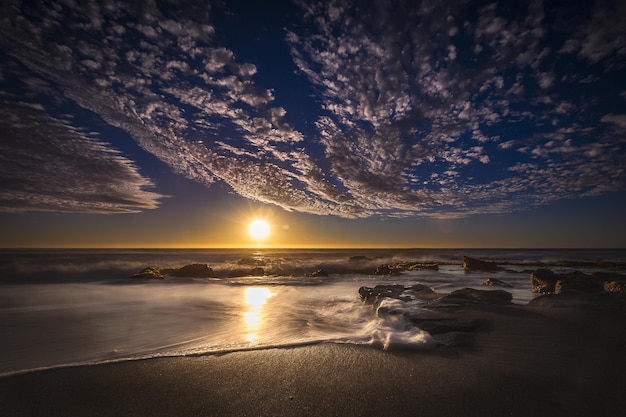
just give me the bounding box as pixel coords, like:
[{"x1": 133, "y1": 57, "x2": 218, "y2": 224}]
[
  {"x1": 132, "y1": 267, "x2": 165, "y2": 280},
  {"x1": 359, "y1": 284, "x2": 513, "y2": 347},
  {"x1": 530, "y1": 269, "x2": 626, "y2": 294}
]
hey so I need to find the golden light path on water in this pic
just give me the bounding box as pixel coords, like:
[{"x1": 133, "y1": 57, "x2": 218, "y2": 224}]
[{"x1": 243, "y1": 287, "x2": 275, "y2": 343}]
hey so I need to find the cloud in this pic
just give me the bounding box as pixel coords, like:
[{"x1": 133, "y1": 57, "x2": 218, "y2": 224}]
[
  {"x1": 0, "y1": 0, "x2": 625, "y2": 219},
  {"x1": 0, "y1": 96, "x2": 164, "y2": 213}
]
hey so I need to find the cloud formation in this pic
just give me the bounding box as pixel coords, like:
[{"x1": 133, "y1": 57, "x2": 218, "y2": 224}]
[
  {"x1": 0, "y1": 0, "x2": 625, "y2": 218},
  {"x1": 0, "y1": 96, "x2": 163, "y2": 213}
]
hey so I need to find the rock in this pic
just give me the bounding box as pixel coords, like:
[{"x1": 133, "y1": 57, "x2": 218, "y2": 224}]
[
  {"x1": 530, "y1": 269, "x2": 557, "y2": 293},
  {"x1": 439, "y1": 288, "x2": 512, "y2": 305},
  {"x1": 530, "y1": 269, "x2": 623, "y2": 294},
  {"x1": 374, "y1": 264, "x2": 396, "y2": 275},
  {"x1": 463, "y1": 256, "x2": 500, "y2": 272},
  {"x1": 132, "y1": 267, "x2": 164, "y2": 280},
  {"x1": 604, "y1": 280, "x2": 626, "y2": 293},
  {"x1": 482, "y1": 278, "x2": 512, "y2": 287},
  {"x1": 164, "y1": 263, "x2": 214, "y2": 278},
  {"x1": 310, "y1": 269, "x2": 329, "y2": 277},
  {"x1": 236, "y1": 257, "x2": 267, "y2": 266},
  {"x1": 349, "y1": 255, "x2": 371, "y2": 261},
  {"x1": 359, "y1": 284, "x2": 408, "y2": 305},
  {"x1": 250, "y1": 267, "x2": 265, "y2": 276}
]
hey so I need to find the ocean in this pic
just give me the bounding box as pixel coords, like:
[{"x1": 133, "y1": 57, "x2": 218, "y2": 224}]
[{"x1": 1, "y1": 248, "x2": 625, "y2": 377}]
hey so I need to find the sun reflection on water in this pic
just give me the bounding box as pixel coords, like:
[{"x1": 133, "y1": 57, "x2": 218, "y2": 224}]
[{"x1": 243, "y1": 287, "x2": 274, "y2": 343}]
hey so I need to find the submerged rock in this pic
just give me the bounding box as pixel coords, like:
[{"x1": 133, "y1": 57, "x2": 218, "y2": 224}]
[
  {"x1": 164, "y1": 263, "x2": 215, "y2": 278},
  {"x1": 310, "y1": 269, "x2": 329, "y2": 277},
  {"x1": 236, "y1": 257, "x2": 267, "y2": 266},
  {"x1": 463, "y1": 256, "x2": 500, "y2": 272},
  {"x1": 482, "y1": 278, "x2": 512, "y2": 287},
  {"x1": 132, "y1": 267, "x2": 164, "y2": 280},
  {"x1": 439, "y1": 288, "x2": 512, "y2": 305}
]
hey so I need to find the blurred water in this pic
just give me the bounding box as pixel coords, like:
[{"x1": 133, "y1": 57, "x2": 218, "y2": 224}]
[{"x1": 0, "y1": 248, "x2": 624, "y2": 376}]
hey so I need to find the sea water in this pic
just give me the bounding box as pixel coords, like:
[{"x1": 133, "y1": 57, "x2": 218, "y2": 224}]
[{"x1": 1, "y1": 248, "x2": 625, "y2": 377}]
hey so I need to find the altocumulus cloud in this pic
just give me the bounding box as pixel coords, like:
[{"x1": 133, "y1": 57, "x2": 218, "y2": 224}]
[{"x1": 0, "y1": 0, "x2": 625, "y2": 218}]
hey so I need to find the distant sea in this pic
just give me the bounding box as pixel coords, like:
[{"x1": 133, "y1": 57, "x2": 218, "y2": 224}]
[{"x1": 1, "y1": 248, "x2": 625, "y2": 377}]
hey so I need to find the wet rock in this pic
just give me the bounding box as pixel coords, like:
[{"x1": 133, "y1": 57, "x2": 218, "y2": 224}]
[
  {"x1": 530, "y1": 269, "x2": 558, "y2": 293},
  {"x1": 439, "y1": 288, "x2": 512, "y2": 305},
  {"x1": 250, "y1": 267, "x2": 265, "y2": 276},
  {"x1": 482, "y1": 278, "x2": 512, "y2": 287},
  {"x1": 528, "y1": 292, "x2": 626, "y2": 309},
  {"x1": 463, "y1": 256, "x2": 500, "y2": 272},
  {"x1": 310, "y1": 269, "x2": 329, "y2": 277},
  {"x1": 132, "y1": 267, "x2": 164, "y2": 280},
  {"x1": 530, "y1": 269, "x2": 625, "y2": 294},
  {"x1": 164, "y1": 263, "x2": 214, "y2": 278},
  {"x1": 359, "y1": 284, "x2": 408, "y2": 305}
]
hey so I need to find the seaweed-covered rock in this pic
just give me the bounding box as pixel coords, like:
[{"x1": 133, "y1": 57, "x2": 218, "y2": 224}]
[
  {"x1": 165, "y1": 263, "x2": 214, "y2": 278},
  {"x1": 482, "y1": 278, "x2": 512, "y2": 287},
  {"x1": 132, "y1": 267, "x2": 164, "y2": 280},
  {"x1": 463, "y1": 256, "x2": 500, "y2": 272}
]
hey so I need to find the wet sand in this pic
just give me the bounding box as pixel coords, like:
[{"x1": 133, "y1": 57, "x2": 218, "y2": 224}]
[{"x1": 1, "y1": 304, "x2": 625, "y2": 417}]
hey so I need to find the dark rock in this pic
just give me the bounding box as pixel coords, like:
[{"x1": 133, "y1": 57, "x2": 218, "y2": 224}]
[
  {"x1": 396, "y1": 261, "x2": 439, "y2": 271},
  {"x1": 374, "y1": 264, "x2": 394, "y2": 275},
  {"x1": 463, "y1": 256, "x2": 500, "y2": 272},
  {"x1": 359, "y1": 284, "x2": 407, "y2": 304},
  {"x1": 310, "y1": 269, "x2": 329, "y2": 277},
  {"x1": 132, "y1": 267, "x2": 164, "y2": 280},
  {"x1": 349, "y1": 255, "x2": 371, "y2": 261},
  {"x1": 164, "y1": 263, "x2": 214, "y2": 278},
  {"x1": 530, "y1": 269, "x2": 623, "y2": 294},
  {"x1": 530, "y1": 269, "x2": 557, "y2": 293},
  {"x1": 439, "y1": 288, "x2": 512, "y2": 305},
  {"x1": 236, "y1": 257, "x2": 267, "y2": 266},
  {"x1": 482, "y1": 278, "x2": 512, "y2": 287},
  {"x1": 250, "y1": 267, "x2": 265, "y2": 276}
]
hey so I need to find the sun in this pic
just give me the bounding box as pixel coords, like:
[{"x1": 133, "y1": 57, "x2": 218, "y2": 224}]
[{"x1": 248, "y1": 220, "x2": 270, "y2": 241}]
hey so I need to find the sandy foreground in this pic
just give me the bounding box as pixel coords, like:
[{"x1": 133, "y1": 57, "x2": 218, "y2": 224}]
[{"x1": 1, "y1": 304, "x2": 625, "y2": 417}]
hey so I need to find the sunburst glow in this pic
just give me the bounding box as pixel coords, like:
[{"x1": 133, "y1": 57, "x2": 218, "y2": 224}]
[{"x1": 248, "y1": 220, "x2": 270, "y2": 241}]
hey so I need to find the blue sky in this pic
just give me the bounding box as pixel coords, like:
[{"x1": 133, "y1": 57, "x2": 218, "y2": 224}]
[{"x1": 1, "y1": 0, "x2": 625, "y2": 248}]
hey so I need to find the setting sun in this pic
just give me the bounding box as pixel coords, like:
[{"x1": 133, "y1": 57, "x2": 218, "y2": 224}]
[{"x1": 248, "y1": 220, "x2": 270, "y2": 241}]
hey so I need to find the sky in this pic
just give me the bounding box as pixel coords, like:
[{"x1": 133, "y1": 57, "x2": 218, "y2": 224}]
[{"x1": 1, "y1": 0, "x2": 626, "y2": 248}]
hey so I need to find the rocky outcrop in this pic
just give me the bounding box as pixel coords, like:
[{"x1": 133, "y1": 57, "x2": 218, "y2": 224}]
[
  {"x1": 463, "y1": 256, "x2": 500, "y2": 272},
  {"x1": 132, "y1": 267, "x2": 165, "y2": 279},
  {"x1": 164, "y1": 263, "x2": 215, "y2": 278},
  {"x1": 530, "y1": 269, "x2": 626, "y2": 294}
]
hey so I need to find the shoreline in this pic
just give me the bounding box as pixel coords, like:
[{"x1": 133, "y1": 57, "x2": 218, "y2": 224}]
[{"x1": 2, "y1": 304, "x2": 625, "y2": 416}]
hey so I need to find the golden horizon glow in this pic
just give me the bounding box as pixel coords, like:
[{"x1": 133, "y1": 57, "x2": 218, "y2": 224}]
[{"x1": 248, "y1": 220, "x2": 270, "y2": 241}]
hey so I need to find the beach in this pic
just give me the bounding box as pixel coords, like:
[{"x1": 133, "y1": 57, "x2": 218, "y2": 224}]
[{"x1": 2, "y1": 303, "x2": 625, "y2": 417}]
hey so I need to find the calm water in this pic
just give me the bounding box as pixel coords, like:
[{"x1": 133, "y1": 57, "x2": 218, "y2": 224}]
[{"x1": 1, "y1": 248, "x2": 624, "y2": 376}]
